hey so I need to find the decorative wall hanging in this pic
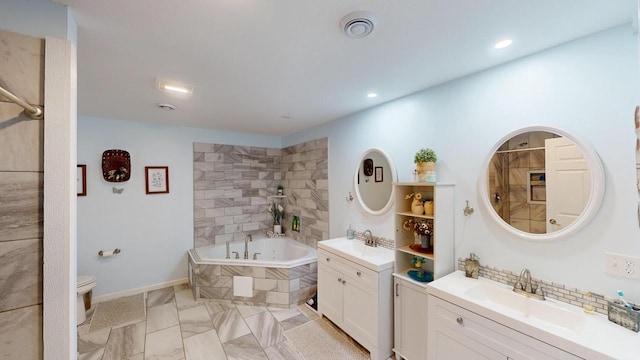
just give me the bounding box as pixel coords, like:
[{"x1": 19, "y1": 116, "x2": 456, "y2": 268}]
[
  {"x1": 77, "y1": 164, "x2": 87, "y2": 196},
  {"x1": 363, "y1": 158, "x2": 374, "y2": 176},
  {"x1": 102, "y1": 149, "x2": 131, "y2": 182},
  {"x1": 145, "y1": 166, "x2": 169, "y2": 194},
  {"x1": 375, "y1": 166, "x2": 383, "y2": 182}
]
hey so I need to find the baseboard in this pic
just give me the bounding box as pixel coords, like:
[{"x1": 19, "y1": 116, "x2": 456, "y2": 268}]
[{"x1": 93, "y1": 277, "x2": 188, "y2": 303}]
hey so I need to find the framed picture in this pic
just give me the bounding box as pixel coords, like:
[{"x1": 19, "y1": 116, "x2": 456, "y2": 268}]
[
  {"x1": 363, "y1": 158, "x2": 374, "y2": 176},
  {"x1": 145, "y1": 166, "x2": 169, "y2": 194},
  {"x1": 375, "y1": 166, "x2": 383, "y2": 182},
  {"x1": 77, "y1": 165, "x2": 87, "y2": 196}
]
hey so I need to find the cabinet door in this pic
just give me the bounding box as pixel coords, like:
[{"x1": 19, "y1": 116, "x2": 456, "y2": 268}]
[
  {"x1": 318, "y1": 262, "x2": 343, "y2": 324},
  {"x1": 394, "y1": 278, "x2": 428, "y2": 360},
  {"x1": 343, "y1": 274, "x2": 376, "y2": 346}
]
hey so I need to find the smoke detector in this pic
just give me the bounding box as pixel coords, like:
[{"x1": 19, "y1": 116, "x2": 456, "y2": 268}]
[
  {"x1": 157, "y1": 103, "x2": 176, "y2": 111},
  {"x1": 341, "y1": 11, "x2": 377, "y2": 38}
]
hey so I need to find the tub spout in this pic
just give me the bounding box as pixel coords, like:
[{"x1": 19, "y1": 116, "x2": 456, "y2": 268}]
[{"x1": 244, "y1": 234, "x2": 252, "y2": 260}]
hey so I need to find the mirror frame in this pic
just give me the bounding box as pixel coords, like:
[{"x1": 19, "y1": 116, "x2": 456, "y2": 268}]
[
  {"x1": 354, "y1": 148, "x2": 398, "y2": 215},
  {"x1": 478, "y1": 125, "x2": 605, "y2": 241}
]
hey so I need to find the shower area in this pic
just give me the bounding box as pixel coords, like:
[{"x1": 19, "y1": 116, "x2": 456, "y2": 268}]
[
  {"x1": 0, "y1": 29, "x2": 45, "y2": 359},
  {"x1": 488, "y1": 131, "x2": 557, "y2": 234}
]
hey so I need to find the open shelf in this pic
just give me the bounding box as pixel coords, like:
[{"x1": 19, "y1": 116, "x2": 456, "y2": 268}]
[{"x1": 397, "y1": 245, "x2": 435, "y2": 259}]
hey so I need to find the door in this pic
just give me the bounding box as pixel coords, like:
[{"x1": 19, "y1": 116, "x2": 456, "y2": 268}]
[
  {"x1": 317, "y1": 263, "x2": 343, "y2": 324},
  {"x1": 343, "y1": 274, "x2": 376, "y2": 346},
  {"x1": 394, "y1": 278, "x2": 428, "y2": 360},
  {"x1": 545, "y1": 137, "x2": 590, "y2": 232}
]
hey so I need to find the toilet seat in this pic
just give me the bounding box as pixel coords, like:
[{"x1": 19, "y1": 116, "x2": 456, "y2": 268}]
[{"x1": 77, "y1": 275, "x2": 96, "y2": 295}]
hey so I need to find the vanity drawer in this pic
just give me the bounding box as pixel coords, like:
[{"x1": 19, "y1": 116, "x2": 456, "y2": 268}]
[{"x1": 318, "y1": 249, "x2": 377, "y2": 289}]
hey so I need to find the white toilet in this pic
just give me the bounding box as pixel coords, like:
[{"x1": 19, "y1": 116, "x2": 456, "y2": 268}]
[{"x1": 77, "y1": 275, "x2": 96, "y2": 325}]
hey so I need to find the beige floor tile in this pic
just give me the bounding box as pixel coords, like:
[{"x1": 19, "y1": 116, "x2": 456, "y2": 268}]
[{"x1": 146, "y1": 302, "x2": 179, "y2": 333}]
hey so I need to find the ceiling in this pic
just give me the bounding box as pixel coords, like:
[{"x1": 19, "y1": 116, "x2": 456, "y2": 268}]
[{"x1": 55, "y1": 0, "x2": 637, "y2": 136}]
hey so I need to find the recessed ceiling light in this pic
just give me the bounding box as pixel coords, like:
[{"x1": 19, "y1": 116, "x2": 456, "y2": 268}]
[
  {"x1": 156, "y1": 79, "x2": 194, "y2": 95},
  {"x1": 494, "y1": 39, "x2": 513, "y2": 49},
  {"x1": 367, "y1": 93, "x2": 378, "y2": 98}
]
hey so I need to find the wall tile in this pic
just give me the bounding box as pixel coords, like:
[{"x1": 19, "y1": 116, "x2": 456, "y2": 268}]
[
  {"x1": 0, "y1": 104, "x2": 43, "y2": 172},
  {"x1": 0, "y1": 30, "x2": 44, "y2": 106},
  {"x1": 0, "y1": 238, "x2": 42, "y2": 311},
  {"x1": 0, "y1": 305, "x2": 42, "y2": 359},
  {"x1": 0, "y1": 172, "x2": 43, "y2": 242}
]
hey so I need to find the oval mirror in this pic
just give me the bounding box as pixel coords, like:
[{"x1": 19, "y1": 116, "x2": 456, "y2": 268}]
[
  {"x1": 354, "y1": 148, "x2": 397, "y2": 215},
  {"x1": 479, "y1": 126, "x2": 605, "y2": 241}
]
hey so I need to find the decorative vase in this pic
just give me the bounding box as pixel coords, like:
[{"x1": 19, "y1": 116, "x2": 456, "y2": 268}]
[
  {"x1": 411, "y1": 198, "x2": 424, "y2": 215},
  {"x1": 423, "y1": 201, "x2": 434, "y2": 216},
  {"x1": 414, "y1": 260, "x2": 423, "y2": 268},
  {"x1": 273, "y1": 224, "x2": 282, "y2": 234},
  {"x1": 420, "y1": 234, "x2": 431, "y2": 250}
]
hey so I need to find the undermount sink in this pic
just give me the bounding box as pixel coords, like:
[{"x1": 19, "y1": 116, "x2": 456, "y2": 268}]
[
  {"x1": 318, "y1": 237, "x2": 394, "y2": 271},
  {"x1": 464, "y1": 281, "x2": 585, "y2": 334}
]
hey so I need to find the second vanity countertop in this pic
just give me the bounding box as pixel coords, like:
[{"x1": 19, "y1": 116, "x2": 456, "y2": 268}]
[
  {"x1": 428, "y1": 271, "x2": 640, "y2": 360},
  {"x1": 318, "y1": 237, "x2": 394, "y2": 272}
]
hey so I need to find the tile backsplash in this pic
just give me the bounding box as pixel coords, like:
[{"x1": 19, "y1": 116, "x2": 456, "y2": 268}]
[{"x1": 457, "y1": 259, "x2": 610, "y2": 315}]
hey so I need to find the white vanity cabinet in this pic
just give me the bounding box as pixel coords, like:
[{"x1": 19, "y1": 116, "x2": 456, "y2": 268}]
[
  {"x1": 317, "y1": 247, "x2": 394, "y2": 360},
  {"x1": 427, "y1": 295, "x2": 582, "y2": 360},
  {"x1": 393, "y1": 277, "x2": 429, "y2": 360}
]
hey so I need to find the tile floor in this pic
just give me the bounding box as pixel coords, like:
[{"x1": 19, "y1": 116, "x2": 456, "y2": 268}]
[{"x1": 77, "y1": 283, "x2": 385, "y2": 360}]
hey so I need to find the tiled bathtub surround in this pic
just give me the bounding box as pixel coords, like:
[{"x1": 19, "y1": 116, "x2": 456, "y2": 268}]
[
  {"x1": 188, "y1": 259, "x2": 318, "y2": 308},
  {"x1": 457, "y1": 259, "x2": 610, "y2": 315},
  {"x1": 193, "y1": 138, "x2": 329, "y2": 249},
  {"x1": 0, "y1": 29, "x2": 44, "y2": 359}
]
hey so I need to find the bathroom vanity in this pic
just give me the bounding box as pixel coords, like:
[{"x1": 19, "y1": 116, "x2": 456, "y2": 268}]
[
  {"x1": 427, "y1": 271, "x2": 640, "y2": 360},
  {"x1": 317, "y1": 237, "x2": 394, "y2": 360}
]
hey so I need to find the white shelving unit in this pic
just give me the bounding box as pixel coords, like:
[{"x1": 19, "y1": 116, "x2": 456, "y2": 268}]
[{"x1": 393, "y1": 182, "x2": 455, "y2": 360}]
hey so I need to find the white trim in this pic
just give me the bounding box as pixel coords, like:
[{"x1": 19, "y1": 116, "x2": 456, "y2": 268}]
[
  {"x1": 478, "y1": 125, "x2": 605, "y2": 242},
  {"x1": 92, "y1": 278, "x2": 189, "y2": 304}
]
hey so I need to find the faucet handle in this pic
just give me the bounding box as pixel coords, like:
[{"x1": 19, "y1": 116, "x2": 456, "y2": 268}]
[
  {"x1": 253, "y1": 252, "x2": 261, "y2": 260},
  {"x1": 232, "y1": 251, "x2": 239, "y2": 259}
]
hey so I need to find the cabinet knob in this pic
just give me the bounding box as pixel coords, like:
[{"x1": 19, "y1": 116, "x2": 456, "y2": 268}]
[
  {"x1": 337, "y1": 277, "x2": 342, "y2": 283},
  {"x1": 356, "y1": 271, "x2": 361, "y2": 276},
  {"x1": 456, "y1": 317, "x2": 463, "y2": 325},
  {"x1": 549, "y1": 218, "x2": 557, "y2": 224},
  {"x1": 342, "y1": 280, "x2": 346, "y2": 284},
  {"x1": 326, "y1": 257, "x2": 330, "y2": 262}
]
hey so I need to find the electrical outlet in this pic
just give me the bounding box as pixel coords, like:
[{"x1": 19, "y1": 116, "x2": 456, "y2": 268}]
[{"x1": 604, "y1": 252, "x2": 640, "y2": 279}]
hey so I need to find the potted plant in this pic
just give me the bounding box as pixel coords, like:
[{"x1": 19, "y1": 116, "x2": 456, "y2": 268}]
[
  {"x1": 411, "y1": 256, "x2": 426, "y2": 268},
  {"x1": 277, "y1": 185, "x2": 284, "y2": 195},
  {"x1": 414, "y1": 148, "x2": 437, "y2": 182}
]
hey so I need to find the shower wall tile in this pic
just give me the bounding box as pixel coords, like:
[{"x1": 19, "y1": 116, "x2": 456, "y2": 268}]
[
  {"x1": 0, "y1": 104, "x2": 43, "y2": 172},
  {"x1": 0, "y1": 30, "x2": 44, "y2": 106},
  {"x1": 0, "y1": 172, "x2": 43, "y2": 242},
  {"x1": 0, "y1": 238, "x2": 42, "y2": 312},
  {"x1": 0, "y1": 305, "x2": 42, "y2": 360}
]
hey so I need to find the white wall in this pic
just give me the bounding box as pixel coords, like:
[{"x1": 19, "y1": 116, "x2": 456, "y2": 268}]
[
  {"x1": 285, "y1": 25, "x2": 640, "y2": 300},
  {"x1": 77, "y1": 117, "x2": 281, "y2": 296}
]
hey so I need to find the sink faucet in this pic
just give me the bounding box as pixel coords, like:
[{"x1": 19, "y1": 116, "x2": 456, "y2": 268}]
[
  {"x1": 513, "y1": 268, "x2": 545, "y2": 300},
  {"x1": 243, "y1": 234, "x2": 252, "y2": 260},
  {"x1": 363, "y1": 229, "x2": 376, "y2": 247}
]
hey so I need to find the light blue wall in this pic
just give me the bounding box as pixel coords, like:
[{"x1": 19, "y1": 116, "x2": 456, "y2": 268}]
[
  {"x1": 0, "y1": 0, "x2": 69, "y2": 40},
  {"x1": 77, "y1": 117, "x2": 281, "y2": 296},
  {"x1": 285, "y1": 25, "x2": 640, "y2": 300}
]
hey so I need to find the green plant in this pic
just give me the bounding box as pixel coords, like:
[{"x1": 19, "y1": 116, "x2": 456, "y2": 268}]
[
  {"x1": 277, "y1": 185, "x2": 284, "y2": 190},
  {"x1": 411, "y1": 256, "x2": 426, "y2": 265},
  {"x1": 414, "y1": 148, "x2": 437, "y2": 163}
]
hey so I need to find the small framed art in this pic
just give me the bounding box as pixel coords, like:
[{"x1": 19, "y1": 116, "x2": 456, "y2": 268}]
[
  {"x1": 77, "y1": 165, "x2": 87, "y2": 196},
  {"x1": 375, "y1": 166, "x2": 383, "y2": 182},
  {"x1": 145, "y1": 166, "x2": 169, "y2": 194}
]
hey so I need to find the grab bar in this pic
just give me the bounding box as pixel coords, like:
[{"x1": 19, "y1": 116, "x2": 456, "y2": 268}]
[{"x1": 0, "y1": 85, "x2": 43, "y2": 120}]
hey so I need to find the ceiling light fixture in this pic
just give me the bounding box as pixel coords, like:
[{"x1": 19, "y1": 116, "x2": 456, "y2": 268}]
[
  {"x1": 367, "y1": 93, "x2": 378, "y2": 98},
  {"x1": 156, "y1": 79, "x2": 194, "y2": 95},
  {"x1": 157, "y1": 103, "x2": 177, "y2": 111},
  {"x1": 341, "y1": 11, "x2": 377, "y2": 38},
  {"x1": 494, "y1": 39, "x2": 513, "y2": 49}
]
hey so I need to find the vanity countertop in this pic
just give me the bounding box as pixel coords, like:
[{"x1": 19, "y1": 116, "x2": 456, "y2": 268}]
[
  {"x1": 427, "y1": 271, "x2": 640, "y2": 360},
  {"x1": 318, "y1": 237, "x2": 394, "y2": 272}
]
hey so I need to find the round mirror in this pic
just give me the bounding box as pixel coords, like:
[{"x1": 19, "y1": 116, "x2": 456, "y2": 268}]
[
  {"x1": 479, "y1": 126, "x2": 605, "y2": 241},
  {"x1": 354, "y1": 148, "x2": 397, "y2": 215}
]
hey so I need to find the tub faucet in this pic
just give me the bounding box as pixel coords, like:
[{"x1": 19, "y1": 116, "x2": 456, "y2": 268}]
[
  {"x1": 244, "y1": 234, "x2": 252, "y2": 260},
  {"x1": 363, "y1": 229, "x2": 376, "y2": 247},
  {"x1": 513, "y1": 268, "x2": 545, "y2": 300}
]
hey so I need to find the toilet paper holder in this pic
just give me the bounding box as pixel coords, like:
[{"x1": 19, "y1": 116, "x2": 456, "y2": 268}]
[{"x1": 98, "y1": 248, "x2": 121, "y2": 257}]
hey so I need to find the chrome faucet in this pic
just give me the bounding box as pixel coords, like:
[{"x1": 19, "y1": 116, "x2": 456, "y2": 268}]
[
  {"x1": 513, "y1": 268, "x2": 545, "y2": 300},
  {"x1": 244, "y1": 234, "x2": 252, "y2": 260},
  {"x1": 363, "y1": 229, "x2": 376, "y2": 247},
  {"x1": 226, "y1": 240, "x2": 230, "y2": 259}
]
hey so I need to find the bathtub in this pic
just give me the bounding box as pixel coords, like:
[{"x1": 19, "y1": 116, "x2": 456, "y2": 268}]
[{"x1": 187, "y1": 236, "x2": 318, "y2": 308}]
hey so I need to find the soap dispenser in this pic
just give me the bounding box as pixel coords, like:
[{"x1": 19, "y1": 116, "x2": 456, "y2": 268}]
[{"x1": 465, "y1": 253, "x2": 479, "y2": 279}]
